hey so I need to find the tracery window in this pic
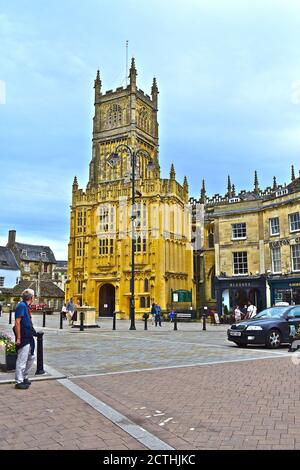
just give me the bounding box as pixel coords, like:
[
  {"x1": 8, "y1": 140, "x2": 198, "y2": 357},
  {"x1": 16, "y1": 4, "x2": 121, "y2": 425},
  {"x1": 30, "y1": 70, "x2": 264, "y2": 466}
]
[
  {"x1": 107, "y1": 104, "x2": 123, "y2": 128},
  {"x1": 138, "y1": 107, "x2": 150, "y2": 133}
]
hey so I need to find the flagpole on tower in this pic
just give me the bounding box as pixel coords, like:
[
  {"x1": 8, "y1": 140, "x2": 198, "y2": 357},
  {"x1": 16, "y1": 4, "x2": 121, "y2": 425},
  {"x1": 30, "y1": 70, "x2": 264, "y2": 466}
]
[{"x1": 126, "y1": 40, "x2": 129, "y2": 87}]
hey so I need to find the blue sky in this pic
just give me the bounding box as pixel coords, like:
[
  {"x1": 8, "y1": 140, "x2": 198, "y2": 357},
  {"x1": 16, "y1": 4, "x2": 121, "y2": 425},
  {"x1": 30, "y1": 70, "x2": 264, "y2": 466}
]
[{"x1": 1, "y1": 0, "x2": 300, "y2": 258}]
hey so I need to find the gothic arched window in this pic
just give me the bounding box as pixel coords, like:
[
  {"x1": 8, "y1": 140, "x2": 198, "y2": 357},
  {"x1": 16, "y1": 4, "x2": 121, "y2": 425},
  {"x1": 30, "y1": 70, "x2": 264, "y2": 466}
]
[
  {"x1": 107, "y1": 104, "x2": 122, "y2": 128},
  {"x1": 138, "y1": 107, "x2": 150, "y2": 133}
]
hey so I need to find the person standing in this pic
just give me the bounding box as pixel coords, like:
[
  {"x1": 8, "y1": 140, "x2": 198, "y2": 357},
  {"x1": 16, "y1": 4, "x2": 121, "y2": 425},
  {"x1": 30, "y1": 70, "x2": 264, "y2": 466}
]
[
  {"x1": 234, "y1": 305, "x2": 242, "y2": 322},
  {"x1": 247, "y1": 301, "x2": 257, "y2": 319},
  {"x1": 14, "y1": 289, "x2": 37, "y2": 390},
  {"x1": 61, "y1": 303, "x2": 67, "y2": 319},
  {"x1": 169, "y1": 309, "x2": 176, "y2": 323},
  {"x1": 151, "y1": 303, "x2": 156, "y2": 326},
  {"x1": 155, "y1": 303, "x2": 162, "y2": 327},
  {"x1": 66, "y1": 298, "x2": 74, "y2": 325}
]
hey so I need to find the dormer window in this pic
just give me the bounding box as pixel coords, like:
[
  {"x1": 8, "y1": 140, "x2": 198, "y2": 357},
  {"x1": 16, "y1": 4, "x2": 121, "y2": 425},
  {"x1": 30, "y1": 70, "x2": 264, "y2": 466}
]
[
  {"x1": 276, "y1": 188, "x2": 288, "y2": 197},
  {"x1": 41, "y1": 252, "x2": 47, "y2": 260},
  {"x1": 22, "y1": 249, "x2": 27, "y2": 257}
]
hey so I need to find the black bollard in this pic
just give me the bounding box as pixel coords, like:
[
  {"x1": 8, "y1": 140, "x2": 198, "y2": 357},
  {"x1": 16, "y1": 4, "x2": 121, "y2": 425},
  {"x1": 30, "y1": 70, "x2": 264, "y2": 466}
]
[
  {"x1": 80, "y1": 312, "x2": 84, "y2": 331},
  {"x1": 42, "y1": 312, "x2": 46, "y2": 327},
  {"x1": 202, "y1": 312, "x2": 207, "y2": 331},
  {"x1": 144, "y1": 315, "x2": 148, "y2": 330},
  {"x1": 60, "y1": 312, "x2": 63, "y2": 330},
  {"x1": 174, "y1": 314, "x2": 178, "y2": 331},
  {"x1": 112, "y1": 312, "x2": 116, "y2": 330},
  {"x1": 9, "y1": 309, "x2": 12, "y2": 325},
  {"x1": 35, "y1": 331, "x2": 45, "y2": 375}
]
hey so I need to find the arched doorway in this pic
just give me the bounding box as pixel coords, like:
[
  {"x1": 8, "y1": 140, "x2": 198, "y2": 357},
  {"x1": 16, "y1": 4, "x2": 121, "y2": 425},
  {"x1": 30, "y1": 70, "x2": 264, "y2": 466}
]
[{"x1": 99, "y1": 284, "x2": 115, "y2": 317}]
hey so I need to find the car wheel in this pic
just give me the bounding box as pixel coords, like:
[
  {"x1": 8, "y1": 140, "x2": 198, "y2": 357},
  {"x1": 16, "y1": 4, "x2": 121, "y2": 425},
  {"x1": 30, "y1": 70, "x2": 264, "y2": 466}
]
[{"x1": 266, "y1": 329, "x2": 281, "y2": 349}]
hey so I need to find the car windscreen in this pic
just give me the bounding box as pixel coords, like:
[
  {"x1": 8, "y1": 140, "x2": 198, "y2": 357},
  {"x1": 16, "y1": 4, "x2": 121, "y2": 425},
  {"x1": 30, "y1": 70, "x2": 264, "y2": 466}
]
[{"x1": 254, "y1": 307, "x2": 289, "y2": 319}]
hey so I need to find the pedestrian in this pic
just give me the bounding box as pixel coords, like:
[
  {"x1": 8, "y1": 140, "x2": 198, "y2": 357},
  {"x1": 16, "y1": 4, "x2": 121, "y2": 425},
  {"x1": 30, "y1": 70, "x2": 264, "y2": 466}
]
[
  {"x1": 234, "y1": 305, "x2": 242, "y2": 323},
  {"x1": 155, "y1": 303, "x2": 162, "y2": 327},
  {"x1": 66, "y1": 298, "x2": 74, "y2": 325},
  {"x1": 247, "y1": 301, "x2": 257, "y2": 319},
  {"x1": 169, "y1": 309, "x2": 176, "y2": 323},
  {"x1": 61, "y1": 303, "x2": 67, "y2": 319},
  {"x1": 13, "y1": 289, "x2": 37, "y2": 390},
  {"x1": 72, "y1": 300, "x2": 79, "y2": 325},
  {"x1": 151, "y1": 303, "x2": 156, "y2": 325},
  {"x1": 242, "y1": 304, "x2": 248, "y2": 320}
]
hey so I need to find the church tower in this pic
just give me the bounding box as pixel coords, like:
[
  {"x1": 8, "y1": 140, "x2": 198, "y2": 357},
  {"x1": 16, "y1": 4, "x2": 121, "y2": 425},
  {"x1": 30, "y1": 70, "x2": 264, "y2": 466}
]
[
  {"x1": 89, "y1": 59, "x2": 160, "y2": 188},
  {"x1": 67, "y1": 60, "x2": 195, "y2": 319}
]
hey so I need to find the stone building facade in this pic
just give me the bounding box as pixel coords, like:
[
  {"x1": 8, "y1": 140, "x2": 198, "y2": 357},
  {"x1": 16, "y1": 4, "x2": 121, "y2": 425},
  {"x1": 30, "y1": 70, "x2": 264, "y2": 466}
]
[
  {"x1": 66, "y1": 60, "x2": 195, "y2": 318},
  {"x1": 190, "y1": 168, "x2": 300, "y2": 314},
  {"x1": 7, "y1": 230, "x2": 56, "y2": 281}
]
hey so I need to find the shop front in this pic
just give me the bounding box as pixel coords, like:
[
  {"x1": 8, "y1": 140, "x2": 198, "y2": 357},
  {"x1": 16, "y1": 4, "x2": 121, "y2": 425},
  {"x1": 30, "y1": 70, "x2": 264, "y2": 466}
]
[
  {"x1": 215, "y1": 275, "x2": 267, "y2": 315},
  {"x1": 268, "y1": 277, "x2": 300, "y2": 306}
]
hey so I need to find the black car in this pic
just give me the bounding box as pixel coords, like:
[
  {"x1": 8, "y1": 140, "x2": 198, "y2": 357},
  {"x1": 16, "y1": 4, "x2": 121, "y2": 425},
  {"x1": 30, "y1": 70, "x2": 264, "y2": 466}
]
[{"x1": 227, "y1": 305, "x2": 300, "y2": 348}]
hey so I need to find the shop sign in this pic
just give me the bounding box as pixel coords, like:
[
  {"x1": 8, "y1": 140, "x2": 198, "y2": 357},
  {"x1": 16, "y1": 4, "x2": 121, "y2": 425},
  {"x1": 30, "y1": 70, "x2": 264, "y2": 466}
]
[
  {"x1": 269, "y1": 236, "x2": 300, "y2": 248},
  {"x1": 229, "y1": 282, "x2": 251, "y2": 288}
]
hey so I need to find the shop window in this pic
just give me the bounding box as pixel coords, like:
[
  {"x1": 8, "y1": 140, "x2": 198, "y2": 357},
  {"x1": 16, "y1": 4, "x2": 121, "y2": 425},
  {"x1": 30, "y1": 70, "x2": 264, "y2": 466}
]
[
  {"x1": 232, "y1": 252, "x2": 248, "y2": 275},
  {"x1": 232, "y1": 223, "x2": 246, "y2": 240},
  {"x1": 269, "y1": 217, "x2": 280, "y2": 236}
]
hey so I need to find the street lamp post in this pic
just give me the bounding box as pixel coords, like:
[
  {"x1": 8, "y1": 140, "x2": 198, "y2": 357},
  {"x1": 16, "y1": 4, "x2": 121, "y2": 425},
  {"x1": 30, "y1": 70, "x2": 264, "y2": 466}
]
[{"x1": 109, "y1": 144, "x2": 154, "y2": 331}]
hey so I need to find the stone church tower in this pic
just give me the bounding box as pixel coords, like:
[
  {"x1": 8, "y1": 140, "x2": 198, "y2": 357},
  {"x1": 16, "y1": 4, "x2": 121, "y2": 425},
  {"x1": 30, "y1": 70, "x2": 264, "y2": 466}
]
[{"x1": 66, "y1": 60, "x2": 195, "y2": 318}]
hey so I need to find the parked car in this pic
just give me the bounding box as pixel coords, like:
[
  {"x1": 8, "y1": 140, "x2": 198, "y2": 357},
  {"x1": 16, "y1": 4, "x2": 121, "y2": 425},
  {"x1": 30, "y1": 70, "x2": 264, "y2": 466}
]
[
  {"x1": 227, "y1": 305, "x2": 300, "y2": 349},
  {"x1": 29, "y1": 303, "x2": 48, "y2": 312}
]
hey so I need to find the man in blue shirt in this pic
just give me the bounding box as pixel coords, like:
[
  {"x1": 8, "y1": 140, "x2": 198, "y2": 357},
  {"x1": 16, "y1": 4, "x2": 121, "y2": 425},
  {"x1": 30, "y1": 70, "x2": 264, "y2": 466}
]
[{"x1": 14, "y1": 289, "x2": 36, "y2": 389}]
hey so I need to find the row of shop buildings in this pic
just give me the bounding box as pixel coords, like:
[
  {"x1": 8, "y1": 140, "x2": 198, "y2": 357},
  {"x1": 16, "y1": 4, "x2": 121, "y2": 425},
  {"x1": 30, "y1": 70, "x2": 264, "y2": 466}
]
[{"x1": 191, "y1": 169, "x2": 300, "y2": 314}]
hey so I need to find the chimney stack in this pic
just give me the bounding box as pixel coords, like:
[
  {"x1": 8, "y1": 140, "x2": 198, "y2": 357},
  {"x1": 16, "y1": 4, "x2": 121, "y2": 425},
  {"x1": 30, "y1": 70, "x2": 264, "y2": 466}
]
[{"x1": 8, "y1": 230, "x2": 16, "y2": 247}]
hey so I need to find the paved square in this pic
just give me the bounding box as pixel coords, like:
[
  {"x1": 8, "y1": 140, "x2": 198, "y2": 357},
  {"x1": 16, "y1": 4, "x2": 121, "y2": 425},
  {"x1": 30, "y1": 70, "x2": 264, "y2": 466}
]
[{"x1": 0, "y1": 313, "x2": 298, "y2": 449}]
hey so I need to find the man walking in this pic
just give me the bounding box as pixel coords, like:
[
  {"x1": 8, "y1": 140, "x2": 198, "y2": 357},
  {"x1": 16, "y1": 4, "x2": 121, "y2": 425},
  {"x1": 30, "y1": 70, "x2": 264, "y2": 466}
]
[{"x1": 14, "y1": 289, "x2": 37, "y2": 390}]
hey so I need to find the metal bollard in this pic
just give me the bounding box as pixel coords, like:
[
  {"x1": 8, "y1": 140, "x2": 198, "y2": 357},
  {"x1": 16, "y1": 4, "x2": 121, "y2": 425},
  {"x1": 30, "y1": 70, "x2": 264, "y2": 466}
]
[
  {"x1": 112, "y1": 312, "x2": 116, "y2": 330},
  {"x1": 9, "y1": 309, "x2": 12, "y2": 325},
  {"x1": 174, "y1": 314, "x2": 178, "y2": 331},
  {"x1": 35, "y1": 331, "x2": 45, "y2": 375},
  {"x1": 60, "y1": 312, "x2": 63, "y2": 330},
  {"x1": 80, "y1": 312, "x2": 84, "y2": 331},
  {"x1": 144, "y1": 315, "x2": 148, "y2": 330},
  {"x1": 202, "y1": 312, "x2": 206, "y2": 331},
  {"x1": 42, "y1": 312, "x2": 46, "y2": 327}
]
